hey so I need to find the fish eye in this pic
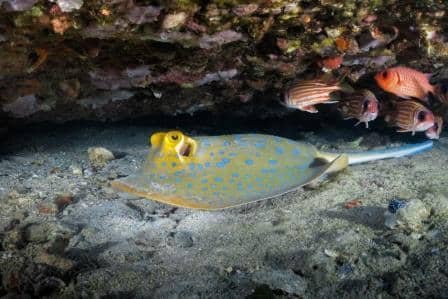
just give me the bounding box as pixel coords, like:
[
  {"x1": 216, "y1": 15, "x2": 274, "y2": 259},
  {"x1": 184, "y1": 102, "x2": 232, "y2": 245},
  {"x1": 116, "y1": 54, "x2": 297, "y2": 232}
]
[
  {"x1": 362, "y1": 100, "x2": 369, "y2": 110},
  {"x1": 417, "y1": 111, "x2": 426, "y2": 122},
  {"x1": 382, "y1": 71, "x2": 388, "y2": 78}
]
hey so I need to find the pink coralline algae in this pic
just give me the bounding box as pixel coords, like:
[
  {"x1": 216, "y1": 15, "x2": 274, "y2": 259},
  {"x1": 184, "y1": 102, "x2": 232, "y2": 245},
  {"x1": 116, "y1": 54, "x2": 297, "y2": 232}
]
[
  {"x1": 126, "y1": 5, "x2": 161, "y2": 25},
  {"x1": 0, "y1": 0, "x2": 38, "y2": 11},
  {"x1": 89, "y1": 66, "x2": 151, "y2": 90},
  {"x1": 199, "y1": 30, "x2": 245, "y2": 49},
  {"x1": 232, "y1": 4, "x2": 259, "y2": 16},
  {"x1": 194, "y1": 69, "x2": 238, "y2": 87},
  {"x1": 50, "y1": 0, "x2": 83, "y2": 12},
  {"x1": 2, "y1": 94, "x2": 43, "y2": 117}
]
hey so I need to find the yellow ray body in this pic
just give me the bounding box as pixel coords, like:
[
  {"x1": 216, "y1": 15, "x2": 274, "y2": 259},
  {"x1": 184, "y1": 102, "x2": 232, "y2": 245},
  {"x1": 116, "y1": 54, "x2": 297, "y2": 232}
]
[{"x1": 111, "y1": 131, "x2": 348, "y2": 210}]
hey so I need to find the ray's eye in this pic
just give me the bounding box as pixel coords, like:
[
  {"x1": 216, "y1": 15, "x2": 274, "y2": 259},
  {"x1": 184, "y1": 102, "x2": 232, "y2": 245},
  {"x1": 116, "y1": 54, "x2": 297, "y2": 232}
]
[
  {"x1": 417, "y1": 111, "x2": 426, "y2": 122},
  {"x1": 382, "y1": 71, "x2": 388, "y2": 79},
  {"x1": 171, "y1": 134, "x2": 179, "y2": 141}
]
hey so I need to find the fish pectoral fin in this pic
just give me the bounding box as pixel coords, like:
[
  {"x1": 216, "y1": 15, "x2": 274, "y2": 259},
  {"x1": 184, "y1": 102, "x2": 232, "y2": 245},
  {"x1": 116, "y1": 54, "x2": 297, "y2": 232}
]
[
  {"x1": 412, "y1": 77, "x2": 428, "y2": 99},
  {"x1": 301, "y1": 105, "x2": 319, "y2": 113},
  {"x1": 323, "y1": 100, "x2": 339, "y2": 104},
  {"x1": 396, "y1": 128, "x2": 411, "y2": 133}
]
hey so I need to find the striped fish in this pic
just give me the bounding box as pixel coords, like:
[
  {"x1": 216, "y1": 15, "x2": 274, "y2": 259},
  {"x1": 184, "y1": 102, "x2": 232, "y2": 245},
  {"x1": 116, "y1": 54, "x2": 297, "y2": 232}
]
[
  {"x1": 385, "y1": 100, "x2": 435, "y2": 135},
  {"x1": 425, "y1": 116, "x2": 443, "y2": 139},
  {"x1": 338, "y1": 89, "x2": 379, "y2": 128},
  {"x1": 283, "y1": 79, "x2": 341, "y2": 113}
]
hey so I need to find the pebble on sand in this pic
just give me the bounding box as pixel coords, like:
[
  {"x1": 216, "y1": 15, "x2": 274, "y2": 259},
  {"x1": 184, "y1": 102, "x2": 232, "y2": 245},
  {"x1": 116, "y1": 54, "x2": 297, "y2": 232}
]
[
  {"x1": 87, "y1": 147, "x2": 115, "y2": 168},
  {"x1": 384, "y1": 199, "x2": 430, "y2": 231}
]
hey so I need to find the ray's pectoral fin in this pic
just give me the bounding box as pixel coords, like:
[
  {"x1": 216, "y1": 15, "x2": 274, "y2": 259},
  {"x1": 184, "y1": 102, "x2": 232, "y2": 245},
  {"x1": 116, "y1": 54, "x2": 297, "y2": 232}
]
[
  {"x1": 304, "y1": 154, "x2": 349, "y2": 189},
  {"x1": 110, "y1": 177, "x2": 213, "y2": 210},
  {"x1": 314, "y1": 150, "x2": 349, "y2": 174}
]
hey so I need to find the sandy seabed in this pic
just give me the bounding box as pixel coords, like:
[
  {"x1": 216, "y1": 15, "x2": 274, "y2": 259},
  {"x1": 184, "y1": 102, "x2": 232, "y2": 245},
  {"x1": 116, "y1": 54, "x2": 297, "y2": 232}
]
[{"x1": 1, "y1": 121, "x2": 447, "y2": 298}]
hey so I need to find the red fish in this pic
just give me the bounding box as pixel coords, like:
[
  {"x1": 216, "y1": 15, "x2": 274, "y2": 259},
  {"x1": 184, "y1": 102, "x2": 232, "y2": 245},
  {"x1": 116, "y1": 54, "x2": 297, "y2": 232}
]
[
  {"x1": 425, "y1": 116, "x2": 443, "y2": 139},
  {"x1": 374, "y1": 66, "x2": 435, "y2": 101},
  {"x1": 384, "y1": 100, "x2": 435, "y2": 135},
  {"x1": 338, "y1": 90, "x2": 379, "y2": 128},
  {"x1": 318, "y1": 55, "x2": 343, "y2": 70},
  {"x1": 283, "y1": 78, "x2": 342, "y2": 113}
]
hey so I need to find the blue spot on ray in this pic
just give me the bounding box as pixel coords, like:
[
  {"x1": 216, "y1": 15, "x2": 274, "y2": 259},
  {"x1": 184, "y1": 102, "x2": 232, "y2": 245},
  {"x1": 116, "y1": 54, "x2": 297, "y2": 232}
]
[
  {"x1": 216, "y1": 161, "x2": 225, "y2": 168},
  {"x1": 189, "y1": 163, "x2": 195, "y2": 170},
  {"x1": 201, "y1": 178, "x2": 208, "y2": 183},
  {"x1": 205, "y1": 162, "x2": 210, "y2": 168},
  {"x1": 232, "y1": 173, "x2": 239, "y2": 178},
  {"x1": 214, "y1": 177, "x2": 223, "y2": 183},
  {"x1": 171, "y1": 162, "x2": 177, "y2": 167},
  {"x1": 261, "y1": 168, "x2": 276, "y2": 174},
  {"x1": 245, "y1": 159, "x2": 254, "y2": 165},
  {"x1": 216, "y1": 158, "x2": 230, "y2": 168},
  {"x1": 219, "y1": 150, "x2": 225, "y2": 155},
  {"x1": 186, "y1": 183, "x2": 193, "y2": 189},
  {"x1": 292, "y1": 148, "x2": 301, "y2": 156},
  {"x1": 275, "y1": 147, "x2": 284, "y2": 154},
  {"x1": 269, "y1": 160, "x2": 278, "y2": 165}
]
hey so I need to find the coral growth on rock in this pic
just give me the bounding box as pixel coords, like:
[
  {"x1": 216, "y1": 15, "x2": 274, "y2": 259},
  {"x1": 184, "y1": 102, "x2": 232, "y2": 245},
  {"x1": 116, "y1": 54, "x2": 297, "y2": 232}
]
[{"x1": 0, "y1": 0, "x2": 447, "y2": 134}]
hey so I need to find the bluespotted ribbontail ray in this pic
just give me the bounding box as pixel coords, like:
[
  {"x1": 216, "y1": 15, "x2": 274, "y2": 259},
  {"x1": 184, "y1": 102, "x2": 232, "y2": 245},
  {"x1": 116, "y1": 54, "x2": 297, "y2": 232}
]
[{"x1": 111, "y1": 131, "x2": 433, "y2": 210}]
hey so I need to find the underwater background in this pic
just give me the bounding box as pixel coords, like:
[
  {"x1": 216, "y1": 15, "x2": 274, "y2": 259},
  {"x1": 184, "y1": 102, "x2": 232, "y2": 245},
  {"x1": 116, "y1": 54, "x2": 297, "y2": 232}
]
[{"x1": 1, "y1": 0, "x2": 448, "y2": 298}]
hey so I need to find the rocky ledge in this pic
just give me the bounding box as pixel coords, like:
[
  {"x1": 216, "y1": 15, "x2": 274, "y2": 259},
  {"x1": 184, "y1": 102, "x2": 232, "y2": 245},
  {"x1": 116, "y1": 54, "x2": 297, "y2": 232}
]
[{"x1": 1, "y1": 0, "x2": 448, "y2": 127}]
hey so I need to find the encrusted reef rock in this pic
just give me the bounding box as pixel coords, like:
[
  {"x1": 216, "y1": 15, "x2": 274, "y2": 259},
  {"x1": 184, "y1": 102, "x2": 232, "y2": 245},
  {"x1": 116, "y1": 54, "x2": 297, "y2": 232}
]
[{"x1": 0, "y1": 0, "x2": 447, "y2": 126}]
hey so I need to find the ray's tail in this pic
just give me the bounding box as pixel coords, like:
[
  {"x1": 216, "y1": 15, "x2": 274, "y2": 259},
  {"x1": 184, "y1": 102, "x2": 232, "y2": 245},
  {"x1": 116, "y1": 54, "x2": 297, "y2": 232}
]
[{"x1": 346, "y1": 140, "x2": 433, "y2": 165}]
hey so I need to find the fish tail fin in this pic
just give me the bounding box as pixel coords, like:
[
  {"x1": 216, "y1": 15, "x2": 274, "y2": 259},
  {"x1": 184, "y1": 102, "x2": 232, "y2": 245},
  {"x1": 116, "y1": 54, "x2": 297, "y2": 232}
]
[
  {"x1": 335, "y1": 69, "x2": 355, "y2": 93},
  {"x1": 345, "y1": 140, "x2": 433, "y2": 165},
  {"x1": 339, "y1": 82, "x2": 355, "y2": 93}
]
